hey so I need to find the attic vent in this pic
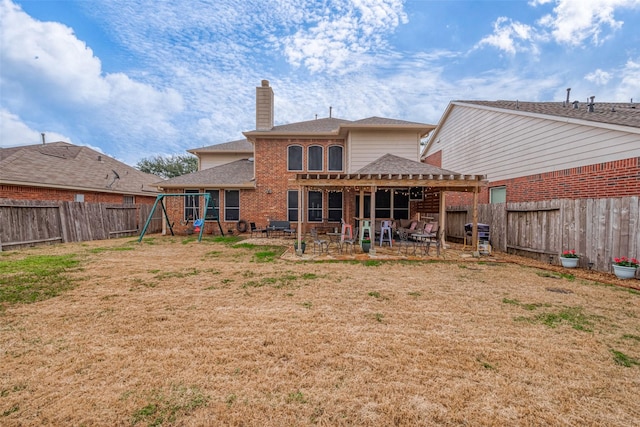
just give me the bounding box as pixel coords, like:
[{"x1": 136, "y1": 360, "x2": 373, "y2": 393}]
[{"x1": 572, "y1": 100, "x2": 579, "y2": 109}]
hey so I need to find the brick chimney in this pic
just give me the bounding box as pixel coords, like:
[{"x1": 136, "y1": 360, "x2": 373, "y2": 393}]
[{"x1": 256, "y1": 80, "x2": 274, "y2": 131}]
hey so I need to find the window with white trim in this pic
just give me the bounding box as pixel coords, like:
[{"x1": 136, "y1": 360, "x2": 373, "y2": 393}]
[
  {"x1": 328, "y1": 145, "x2": 343, "y2": 171},
  {"x1": 490, "y1": 186, "x2": 506, "y2": 204},
  {"x1": 375, "y1": 189, "x2": 391, "y2": 218},
  {"x1": 308, "y1": 145, "x2": 323, "y2": 171},
  {"x1": 288, "y1": 145, "x2": 303, "y2": 171},
  {"x1": 184, "y1": 189, "x2": 200, "y2": 221},
  {"x1": 224, "y1": 190, "x2": 240, "y2": 221},
  {"x1": 307, "y1": 191, "x2": 323, "y2": 222},
  {"x1": 287, "y1": 190, "x2": 298, "y2": 222},
  {"x1": 205, "y1": 190, "x2": 220, "y2": 220},
  {"x1": 393, "y1": 190, "x2": 409, "y2": 219},
  {"x1": 327, "y1": 191, "x2": 343, "y2": 222}
]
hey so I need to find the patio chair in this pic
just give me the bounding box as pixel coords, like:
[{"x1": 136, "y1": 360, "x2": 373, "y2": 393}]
[
  {"x1": 396, "y1": 228, "x2": 415, "y2": 256},
  {"x1": 340, "y1": 227, "x2": 358, "y2": 255},
  {"x1": 423, "y1": 225, "x2": 442, "y2": 256},
  {"x1": 310, "y1": 228, "x2": 328, "y2": 255},
  {"x1": 249, "y1": 222, "x2": 268, "y2": 238}
]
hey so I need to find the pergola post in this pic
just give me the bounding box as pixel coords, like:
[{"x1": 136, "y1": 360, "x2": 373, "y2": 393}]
[
  {"x1": 370, "y1": 185, "x2": 377, "y2": 254},
  {"x1": 296, "y1": 186, "x2": 304, "y2": 255},
  {"x1": 439, "y1": 190, "x2": 446, "y2": 248}
]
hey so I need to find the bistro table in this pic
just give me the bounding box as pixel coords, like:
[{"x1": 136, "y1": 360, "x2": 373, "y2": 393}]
[
  {"x1": 326, "y1": 232, "x2": 343, "y2": 254},
  {"x1": 411, "y1": 233, "x2": 436, "y2": 256}
]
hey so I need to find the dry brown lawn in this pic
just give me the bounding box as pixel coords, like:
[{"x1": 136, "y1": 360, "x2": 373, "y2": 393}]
[{"x1": 1, "y1": 235, "x2": 639, "y2": 426}]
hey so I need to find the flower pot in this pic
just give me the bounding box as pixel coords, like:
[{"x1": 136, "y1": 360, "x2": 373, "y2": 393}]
[
  {"x1": 361, "y1": 242, "x2": 371, "y2": 253},
  {"x1": 294, "y1": 241, "x2": 306, "y2": 254},
  {"x1": 613, "y1": 264, "x2": 637, "y2": 280},
  {"x1": 560, "y1": 256, "x2": 579, "y2": 268}
]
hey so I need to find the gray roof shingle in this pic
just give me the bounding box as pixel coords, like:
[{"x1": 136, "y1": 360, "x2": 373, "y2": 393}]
[
  {"x1": 457, "y1": 100, "x2": 640, "y2": 129},
  {"x1": 188, "y1": 139, "x2": 253, "y2": 153},
  {"x1": 356, "y1": 154, "x2": 460, "y2": 175},
  {"x1": 157, "y1": 159, "x2": 255, "y2": 188},
  {"x1": 0, "y1": 142, "x2": 161, "y2": 195}
]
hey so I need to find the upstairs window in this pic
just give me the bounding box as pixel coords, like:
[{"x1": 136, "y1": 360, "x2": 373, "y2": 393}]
[
  {"x1": 308, "y1": 145, "x2": 323, "y2": 171},
  {"x1": 328, "y1": 145, "x2": 343, "y2": 171},
  {"x1": 288, "y1": 145, "x2": 303, "y2": 171}
]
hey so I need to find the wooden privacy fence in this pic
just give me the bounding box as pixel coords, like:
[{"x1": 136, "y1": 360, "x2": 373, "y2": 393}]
[
  {"x1": 0, "y1": 199, "x2": 162, "y2": 251},
  {"x1": 446, "y1": 196, "x2": 640, "y2": 273}
]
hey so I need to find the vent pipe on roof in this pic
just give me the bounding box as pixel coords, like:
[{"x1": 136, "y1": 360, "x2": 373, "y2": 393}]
[
  {"x1": 588, "y1": 96, "x2": 595, "y2": 112},
  {"x1": 41, "y1": 133, "x2": 45, "y2": 144},
  {"x1": 573, "y1": 100, "x2": 579, "y2": 109},
  {"x1": 329, "y1": 106, "x2": 332, "y2": 118},
  {"x1": 565, "y1": 88, "x2": 571, "y2": 106}
]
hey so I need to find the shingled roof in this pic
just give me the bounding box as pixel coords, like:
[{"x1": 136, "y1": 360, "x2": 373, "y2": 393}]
[
  {"x1": 0, "y1": 142, "x2": 161, "y2": 196},
  {"x1": 156, "y1": 159, "x2": 255, "y2": 189},
  {"x1": 244, "y1": 116, "x2": 434, "y2": 137},
  {"x1": 187, "y1": 139, "x2": 253, "y2": 154},
  {"x1": 456, "y1": 100, "x2": 640, "y2": 129},
  {"x1": 356, "y1": 154, "x2": 459, "y2": 176}
]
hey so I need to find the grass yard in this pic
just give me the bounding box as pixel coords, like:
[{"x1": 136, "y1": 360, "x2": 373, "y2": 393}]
[{"x1": 1, "y1": 235, "x2": 639, "y2": 426}]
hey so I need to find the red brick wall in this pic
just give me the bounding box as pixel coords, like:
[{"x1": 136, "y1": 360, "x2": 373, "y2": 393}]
[
  {"x1": 252, "y1": 138, "x2": 346, "y2": 229},
  {"x1": 443, "y1": 157, "x2": 640, "y2": 206},
  {"x1": 423, "y1": 150, "x2": 442, "y2": 167},
  {"x1": 0, "y1": 185, "x2": 157, "y2": 204}
]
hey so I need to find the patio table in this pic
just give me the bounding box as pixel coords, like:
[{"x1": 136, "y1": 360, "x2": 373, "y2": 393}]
[
  {"x1": 411, "y1": 233, "x2": 436, "y2": 256},
  {"x1": 326, "y1": 232, "x2": 343, "y2": 254}
]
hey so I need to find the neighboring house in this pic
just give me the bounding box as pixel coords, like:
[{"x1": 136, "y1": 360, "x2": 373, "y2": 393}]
[
  {"x1": 0, "y1": 141, "x2": 161, "y2": 204},
  {"x1": 421, "y1": 99, "x2": 640, "y2": 205},
  {"x1": 157, "y1": 80, "x2": 486, "y2": 240}
]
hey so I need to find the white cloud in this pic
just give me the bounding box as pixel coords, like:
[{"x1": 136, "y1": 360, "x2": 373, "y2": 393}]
[
  {"x1": 536, "y1": 0, "x2": 640, "y2": 46},
  {"x1": 0, "y1": 108, "x2": 71, "y2": 147},
  {"x1": 281, "y1": 0, "x2": 407, "y2": 73},
  {"x1": 476, "y1": 17, "x2": 537, "y2": 55},
  {"x1": 616, "y1": 59, "x2": 640, "y2": 100},
  {"x1": 584, "y1": 69, "x2": 612, "y2": 85},
  {"x1": 0, "y1": 0, "x2": 183, "y2": 163}
]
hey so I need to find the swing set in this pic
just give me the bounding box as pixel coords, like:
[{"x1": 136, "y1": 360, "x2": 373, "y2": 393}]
[{"x1": 138, "y1": 193, "x2": 224, "y2": 242}]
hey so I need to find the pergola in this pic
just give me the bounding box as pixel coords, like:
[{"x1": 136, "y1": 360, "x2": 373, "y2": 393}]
[{"x1": 291, "y1": 155, "x2": 487, "y2": 254}]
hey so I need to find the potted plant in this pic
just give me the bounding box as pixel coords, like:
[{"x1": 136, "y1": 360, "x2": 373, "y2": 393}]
[
  {"x1": 294, "y1": 240, "x2": 306, "y2": 254},
  {"x1": 559, "y1": 249, "x2": 579, "y2": 268},
  {"x1": 361, "y1": 238, "x2": 371, "y2": 253},
  {"x1": 612, "y1": 257, "x2": 639, "y2": 280}
]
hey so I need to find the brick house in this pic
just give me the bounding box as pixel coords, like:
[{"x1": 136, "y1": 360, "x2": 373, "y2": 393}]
[
  {"x1": 421, "y1": 99, "x2": 640, "y2": 205},
  {"x1": 0, "y1": 141, "x2": 161, "y2": 204},
  {"x1": 156, "y1": 80, "x2": 486, "y2": 244}
]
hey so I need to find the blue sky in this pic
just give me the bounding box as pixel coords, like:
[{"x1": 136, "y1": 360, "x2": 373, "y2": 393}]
[{"x1": 1, "y1": 0, "x2": 639, "y2": 166}]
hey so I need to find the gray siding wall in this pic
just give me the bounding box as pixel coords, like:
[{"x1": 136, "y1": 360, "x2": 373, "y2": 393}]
[{"x1": 434, "y1": 105, "x2": 640, "y2": 181}]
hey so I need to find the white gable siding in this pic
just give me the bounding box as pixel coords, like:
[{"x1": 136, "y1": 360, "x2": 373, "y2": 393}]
[
  {"x1": 200, "y1": 153, "x2": 252, "y2": 170},
  {"x1": 434, "y1": 106, "x2": 640, "y2": 181},
  {"x1": 348, "y1": 130, "x2": 421, "y2": 172}
]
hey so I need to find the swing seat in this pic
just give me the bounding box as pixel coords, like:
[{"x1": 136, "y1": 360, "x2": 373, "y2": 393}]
[{"x1": 194, "y1": 219, "x2": 204, "y2": 228}]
